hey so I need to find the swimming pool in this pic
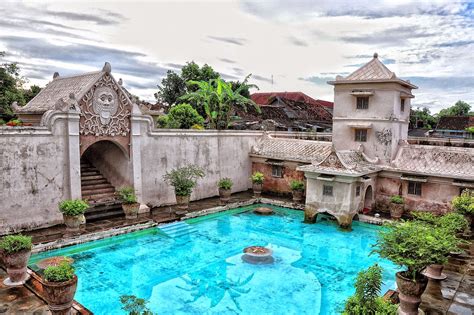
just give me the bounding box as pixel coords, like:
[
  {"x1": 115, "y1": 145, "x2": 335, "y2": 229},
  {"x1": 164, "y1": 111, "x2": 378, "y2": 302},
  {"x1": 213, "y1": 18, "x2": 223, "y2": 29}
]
[{"x1": 30, "y1": 204, "x2": 398, "y2": 314}]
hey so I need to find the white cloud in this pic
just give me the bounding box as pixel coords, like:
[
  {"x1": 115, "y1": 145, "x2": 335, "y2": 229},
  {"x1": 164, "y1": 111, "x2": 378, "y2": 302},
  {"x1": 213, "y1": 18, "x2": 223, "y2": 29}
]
[{"x1": 0, "y1": 0, "x2": 472, "y2": 112}]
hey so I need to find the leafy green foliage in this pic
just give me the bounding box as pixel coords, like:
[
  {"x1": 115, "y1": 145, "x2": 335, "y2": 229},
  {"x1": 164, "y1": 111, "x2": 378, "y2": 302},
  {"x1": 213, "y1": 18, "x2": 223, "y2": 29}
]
[
  {"x1": 373, "y1": 220, "x2": 460, "y2": 279},
  {"x1": 438, "y1": 100, "x2": 472, "y2": 117},
  {"x1": 0, "y1": 234, "x2": 32, "y2": 254},
  {"x1": 44, "y1": 261, "x2": 75, "y2": 282},
  {"x1": 163, "y1": 165, "x2": 205, "y2": 196},
  {"x1": 118, "y1": 187, "x2": 138, "y2": 204},
  {"x1": 343, "y1": 264, "x2": 397, "y2": 315},
  {"x1": 251, "y1": 171, "x2": 264, "y2": 184},
  {"x1": 466, "y1": 126, "x2": 474, "y2": 133},
  {"x1": 452, "y1": 189, "x2": 474, "y2": 215},
  {"x1": 218, "y1": 178, "x2": 233, "y2": 190},
  {"x1": 412, "y1": 211, "x2": 468, "y2": 235},
  {"x1": 58, "y1": 199, "x2": 89, "y2": 216},
  {"x1": 410, "y1": 107, "x2": 438, "y2": 129},
  {"x1": 290, "y1": 180, "x2": 305, "y2": 191},
  {"x1": 162, "y1": 103, "x2": 204, "y2": 129},
  {"x1": 120, "y1": 295, "x2": 153, "y2": 315},
  {"x1": 390, "y1": 195, "x2": 404, "y2": 204},
  {"x1": 180, "y1": 75, "x2": 260, "y2": 130}
]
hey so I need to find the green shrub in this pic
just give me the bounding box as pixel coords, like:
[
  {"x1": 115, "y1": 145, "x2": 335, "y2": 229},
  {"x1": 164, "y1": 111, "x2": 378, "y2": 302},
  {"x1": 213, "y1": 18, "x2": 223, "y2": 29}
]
[
  {"x1": 218, "y1": 178, "x2": 233, "y2": 190},
  {"x1": 373, "y1": 220, "x2": 460, "y2": 279},
  {"x1": 390, "y1": 195, "x2": 404, "y2": 204},
  {"x1": 343, "y1": 264, "x2": 397, "y2": 315},
  {"x1": 44, "y1": 261, "x2": 75, "y2": 282},
  {"x1": 290, "y1": 180, "x2": 305, "y2": 191},
  {"x1": 58, "y1": 199, "x2": 89, "y2": 216},
  {"x1": 166, "y1": 103, "x2": 204, "y2": 129},
  {"x1": 452, "y1": 189, "x2": 474, "y2": 215},
  {"x1": 438, "y1": 212, "x2": 469, "y2": 234},
  {"x1": 0, "y1": 119, "x2": 5, "y2": 125},
  {"x1": 0, "y1": 234, "x2": 32, "y2": 254},
  {"x1": 191, "y1": 124, "x2": 204, "y2": 130},
  {"x1": 163, "y1": 165, "x2": 205, "y2": 196},
  {"x1": 251, "y1": 171, "x2": 264, "y2": 184},
  {"x1": 120, "y1": 295, "x2": 153, "y2": 315},
  {"x1": 118, "y1": 187, "x2": 138, "y2": 204}
]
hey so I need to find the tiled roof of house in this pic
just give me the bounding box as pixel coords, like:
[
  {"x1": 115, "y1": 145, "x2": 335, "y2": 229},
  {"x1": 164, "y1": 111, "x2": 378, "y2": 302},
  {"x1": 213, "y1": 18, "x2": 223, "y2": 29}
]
[
  {"x1": 251, "y1": 92, "x2": 334, "y2": 108},
  {"x1": 297, "y1": 149, "x2": 380, "y2": 176},
  {"x1": 389, "y1": 144, "x2": 474, "y2": 180},
  {"x1": 436, "y1": 116, "x2": 474, "y2": 131},
  {"x1": 250, "y1": 136, "x2": 332, "y2": 163},
  {"x1": 15, "y1": 71, "x2": 104, "y2": 114}
]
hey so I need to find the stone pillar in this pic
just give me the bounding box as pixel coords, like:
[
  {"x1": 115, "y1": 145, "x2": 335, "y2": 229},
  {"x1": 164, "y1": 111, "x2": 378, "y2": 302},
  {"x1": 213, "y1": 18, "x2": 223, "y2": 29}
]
[
  {"x1": 304, "y1": 207, "x2": 318, "y2": 224},
  {"x1": 66, "y1": 111, "x2": 81, "y2": 199},
  {"x1": 130, "y1": 112, "x2": 149, "y2": 214},
  {"x1": 336, "y1": 213, "x2": 353, "y2": 230}
]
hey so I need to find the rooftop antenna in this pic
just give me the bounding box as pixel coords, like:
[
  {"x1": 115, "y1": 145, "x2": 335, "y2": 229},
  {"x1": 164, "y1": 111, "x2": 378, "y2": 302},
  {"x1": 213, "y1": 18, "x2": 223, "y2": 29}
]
[{"x1": 271, "y1": 74, "x2": 274, "y2": 88}]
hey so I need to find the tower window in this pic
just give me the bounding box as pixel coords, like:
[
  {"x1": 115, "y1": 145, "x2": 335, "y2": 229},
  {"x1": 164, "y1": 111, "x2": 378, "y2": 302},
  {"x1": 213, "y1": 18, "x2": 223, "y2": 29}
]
[
  {"x1": 356, "y1": 97, "x2": 369, "y2": 109},
  {"x1": 356, "y1": 185, "x2": 361, "y2": 197},
  {"x1": 401, "y1": 99, "x2": 405, "y2": 112},
  {"x1": 323, "y1": 185, "x2": 333, "y2": 196},
  {"x1": 355, "y1": 129, "x2": 367, "y2": 142},
  {"x1": 408, "y1": 181, "x2": 422, "y2": 196},
  {"x1": 272, "y1": 165, "x2": 282, "y2": 178}
]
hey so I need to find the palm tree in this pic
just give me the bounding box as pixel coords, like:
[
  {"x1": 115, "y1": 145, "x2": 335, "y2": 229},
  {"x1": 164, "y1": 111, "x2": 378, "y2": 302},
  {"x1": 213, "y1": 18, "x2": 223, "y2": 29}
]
[{"x1": 180, "y1": 75, "x2": 260, "y2": 130}]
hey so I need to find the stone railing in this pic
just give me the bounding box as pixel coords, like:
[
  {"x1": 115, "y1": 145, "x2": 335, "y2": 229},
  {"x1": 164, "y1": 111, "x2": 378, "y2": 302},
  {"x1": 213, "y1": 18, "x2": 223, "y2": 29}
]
[{"x1": 407, "y1": 136, "x2": 474, "y2": 148}]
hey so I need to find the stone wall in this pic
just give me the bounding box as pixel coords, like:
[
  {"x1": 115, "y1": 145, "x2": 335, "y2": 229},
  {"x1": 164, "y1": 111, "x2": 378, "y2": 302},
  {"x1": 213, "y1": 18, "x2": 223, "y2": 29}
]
[{"x1": 251, "y1": 160, "x2": 305, "y2": 195}]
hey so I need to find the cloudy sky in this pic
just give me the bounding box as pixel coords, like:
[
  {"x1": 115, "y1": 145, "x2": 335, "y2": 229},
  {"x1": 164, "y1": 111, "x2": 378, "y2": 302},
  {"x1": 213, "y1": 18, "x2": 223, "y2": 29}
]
[{"x1": 0, "y1": 0, "x2": 473, "y2": 112}]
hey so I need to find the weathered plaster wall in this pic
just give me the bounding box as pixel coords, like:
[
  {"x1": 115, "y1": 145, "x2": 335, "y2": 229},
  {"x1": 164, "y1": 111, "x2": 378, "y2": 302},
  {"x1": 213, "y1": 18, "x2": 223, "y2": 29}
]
[
  {"x1": 251, "y1": 160, "x2": 305, "y2": 195},
  {"x1": 0, "y1": 122, "x2": 69, "y2": 234},
  {"x1": 138, "y1": 126, "x2": 262, "y2": 207},
  {"x1": 375, "y1": 173, "x2": 460, "y2": 214}
]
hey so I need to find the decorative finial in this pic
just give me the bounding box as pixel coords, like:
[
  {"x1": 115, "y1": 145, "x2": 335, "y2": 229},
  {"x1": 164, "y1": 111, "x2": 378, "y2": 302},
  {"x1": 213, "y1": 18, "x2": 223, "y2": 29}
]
[
  {"x1": 69, "y1": 93, "x2": 75, "y2": 100},
  {"x1": 373, "y1": 52, "x2": 378, "y2": 59},
  {"x1": 102, "y1": 62, "x2": 111, "y2": 74},
  {"x1": 53, "y1": 72, "x2": 60, "y2": 80},
  {"x1": 118, "y1": 78, "x2": 123, "y2": 86}
]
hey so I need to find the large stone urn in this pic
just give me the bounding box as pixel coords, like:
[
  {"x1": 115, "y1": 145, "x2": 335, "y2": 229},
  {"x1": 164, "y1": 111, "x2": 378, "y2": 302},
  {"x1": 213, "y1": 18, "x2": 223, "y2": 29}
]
[
  {"x1": 423, "y1": 264, "x2": 447, "y2": 280},
  {"x1": 219, "y1": 188, "x2": 231, "y2": 205},
  {"x1": 176, "y1": 194, "x2": 190, "y2": 211},
  {"x1": 43, "y1": 275, "x2": 78, "y2": 315},
  {"x1": 3, "y1": 249, "x2": 31, "y2": 286},
  {"x1": 390, "y1": 203, "x2": 404, "y2": 220},
  {"x1": 396, "y1": 271, "x2": 428, "y2": 315},
  {"x1": 292, "y1": 190, "x2": 303, "y2": 202},
  {"x1": 252, "y1": 183, "x2": 262, "y2": 198},
  {"x1": 63, "y1": 215, "x2": 83, "y2": 231},
  {"x1": 122, "y1": 203, "x2": 139, "y2": 220}
]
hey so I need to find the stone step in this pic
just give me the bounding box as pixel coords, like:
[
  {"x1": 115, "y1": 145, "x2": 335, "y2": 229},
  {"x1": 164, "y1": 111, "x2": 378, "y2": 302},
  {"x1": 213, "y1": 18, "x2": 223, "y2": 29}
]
[
  {"x1": 81, "y1": 178, "x2": 108, "y2": 186},
  {"x1": 81, "y1": 170, "x2": 100, "y2": 176},
  {"x1": 86, "y1": 208, "x2": 124, "y2": 221},
  {"x1": 81, "y1": 183, "x2": 115, "y2": 191},
  {"x1": 81, "y1": 174, "x2": 106, "y2": 181},
  {"x1": 85, "y1": 200, "x2": 124, "y2": 221},
  {"x1": 82, "y1": 187, "x2": 116, "y2": 196},
  {"x1": 84, "y1": 192, "x2": 116, "y2": 200}
]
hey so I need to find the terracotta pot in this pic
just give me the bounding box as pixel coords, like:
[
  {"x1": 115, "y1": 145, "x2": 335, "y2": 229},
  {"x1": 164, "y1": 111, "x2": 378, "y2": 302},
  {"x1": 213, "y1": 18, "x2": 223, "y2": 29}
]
[
  {"x1": 390, "y1": 203, "x2": 404, "y2": 220},
  {"x1": 43, "y1": 275, "x2": 78, "y2": 315},
  {"x1": 3, "y1": 249, "x2": 31, "y2": 285},
  {"x1": 63, "y1": 214, "x2": 83, "y2": 231},
  {"x1": 122, "y1": 203, "x2": 139, "y2": 219},
  {"x1": 396, "y1": 271, "x2": 428, "y2": 315},
  {"x1": 176, "y1": 194, "x2": 190, "y2": 211},
  {"x1": 252, "y1": 183, "x2": 262, "y2": 197},
  {"x1": 423, "y1": 264, "x2": 447, "y2": 280},
  {"x1": 292, "y1": 190, "x2": 304, "y2": 202},
  {"x1": 219, "y1": 188, "x2": 231, "y2": 204}
]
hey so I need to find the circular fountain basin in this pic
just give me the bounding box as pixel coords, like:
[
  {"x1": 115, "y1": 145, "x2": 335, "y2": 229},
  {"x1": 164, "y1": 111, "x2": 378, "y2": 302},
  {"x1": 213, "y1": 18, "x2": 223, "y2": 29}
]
[{"x1": 242, "y1": 246, "x2": 274, "y2": 264}]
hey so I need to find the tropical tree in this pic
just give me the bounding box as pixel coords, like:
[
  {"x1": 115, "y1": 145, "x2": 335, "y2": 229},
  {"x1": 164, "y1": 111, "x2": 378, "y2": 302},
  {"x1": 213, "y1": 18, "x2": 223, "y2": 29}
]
[
  {"x1": 437, "y1": 100, "x2": 472, "y2": 117},
  {"x1": 158, "y1": 103, "x2": 204, "y2": 129},
  {"x1": 180, "y1": 75, "x2": 259, "y2": 130}
]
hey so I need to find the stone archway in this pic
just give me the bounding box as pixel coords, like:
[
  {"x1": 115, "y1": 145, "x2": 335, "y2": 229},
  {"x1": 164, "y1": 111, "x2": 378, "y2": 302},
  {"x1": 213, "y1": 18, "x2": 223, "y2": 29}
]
[
  {"x1": 363, "y1": 185, "x2": 374, "y2": 211},
  {"x1": 80, "y1": 140, "x2": 133, "y2": 220}
]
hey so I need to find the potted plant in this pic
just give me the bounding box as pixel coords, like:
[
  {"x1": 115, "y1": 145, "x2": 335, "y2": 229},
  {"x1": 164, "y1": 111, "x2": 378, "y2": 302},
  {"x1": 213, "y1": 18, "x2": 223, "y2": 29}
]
[
  {"x1": 389, "y1": 195, "x2": 404, "y2": 219},
  {"x1": 452, "y1": 189, "x2": 474, "y2": 228},
  {"x1": 43, "y1": 261, "x2": 78, "y2": 315},
  {"x1": 163, "y1": 165, "x2": 205, "y2": 211},
  {"x1": 251, "y1": 171, "x2": 264, "y2": 197},
  {"x1": 58, "y1": 199, "x2": 89, "y2": 231},
  {"x1": 373, "y1": 220, "x2": 460, "y2": 314},
  {"x1": 0, "y1": 234, "x2": 32, "y2": 286},
  {"x1": 118, "y1": 187, "x2": 140, "y2": 219},
  {"x1": 218, "y1": 178, "x2": 233, "y2": 205},
  {"x1": 290, "y1": 180, "x2": 305, "y2": 202}
]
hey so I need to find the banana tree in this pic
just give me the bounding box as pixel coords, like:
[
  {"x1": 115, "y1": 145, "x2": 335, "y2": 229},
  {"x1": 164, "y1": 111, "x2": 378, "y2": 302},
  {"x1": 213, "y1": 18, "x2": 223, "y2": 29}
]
[{"x1": 180, "y1": 75, "x2": 260, "y2": 130}]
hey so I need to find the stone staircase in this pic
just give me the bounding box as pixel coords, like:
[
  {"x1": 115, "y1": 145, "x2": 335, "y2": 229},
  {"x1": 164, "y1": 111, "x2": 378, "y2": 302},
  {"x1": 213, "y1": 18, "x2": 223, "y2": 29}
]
[
  {"x1": 80, "y1": 159, "x2": 124, "y2": 221},
  {"x1": 158, "y1": 221, "x2": 197, "y2": 238}
]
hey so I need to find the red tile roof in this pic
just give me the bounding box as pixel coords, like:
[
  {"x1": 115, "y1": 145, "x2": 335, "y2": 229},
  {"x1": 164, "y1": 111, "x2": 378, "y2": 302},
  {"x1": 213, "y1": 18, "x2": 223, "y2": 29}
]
[
  {"x1": 436, "y1": 116, "x2": 474, "y2": 131},
  {"x1": 251, "y1": 92, "x2": 333, "y2": 108}
]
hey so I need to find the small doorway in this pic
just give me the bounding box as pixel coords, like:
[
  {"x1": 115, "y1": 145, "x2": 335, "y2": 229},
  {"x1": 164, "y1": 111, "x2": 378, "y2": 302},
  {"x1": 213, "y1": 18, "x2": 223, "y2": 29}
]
[{"x1": 363, "y1": 185, "x2": 373, "y2": 211}]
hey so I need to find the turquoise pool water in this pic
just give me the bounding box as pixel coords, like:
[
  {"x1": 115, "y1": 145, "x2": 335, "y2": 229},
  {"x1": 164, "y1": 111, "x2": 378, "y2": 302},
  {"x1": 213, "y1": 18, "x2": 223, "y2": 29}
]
[{"x1": 30, "y1": 204, "x2": 398, "y2": 314}]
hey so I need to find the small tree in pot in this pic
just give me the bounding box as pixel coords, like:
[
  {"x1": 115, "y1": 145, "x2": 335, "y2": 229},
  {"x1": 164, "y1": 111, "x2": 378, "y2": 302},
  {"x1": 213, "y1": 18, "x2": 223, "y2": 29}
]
[
  {"x1": 118, "y1": 187, "x2": 140, "y2": 220},
  {"x1": 58, "y1": 200, "x2": 89, "y2": 231},
  {"x1": 218, "y1": 178, "x2": 233, "y2": 205},
  {"x1": 251, "y1": 172, "x2": 264, "y2": 197},
  {"x1": 43, "y1": 261, "x2": 78, "y2": 315},
  {"x1": 389, "y1": 195, "x2": 404, "y2": 219},
  {"x1": 290, "y1": 180, "x2": 305, "y2": 202},
  {"x1": 0, "y1": 234, "x2": 32, "y2": 286},
  {"x1": 163, "y1": 165, "x2": 205, "y2": 211},
  {"x1": 373, "y1": 220, "x2": 460, "y2": 315},
  {"x1": 452, "y1": 189, "x2": 474, "y2": 228}
]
